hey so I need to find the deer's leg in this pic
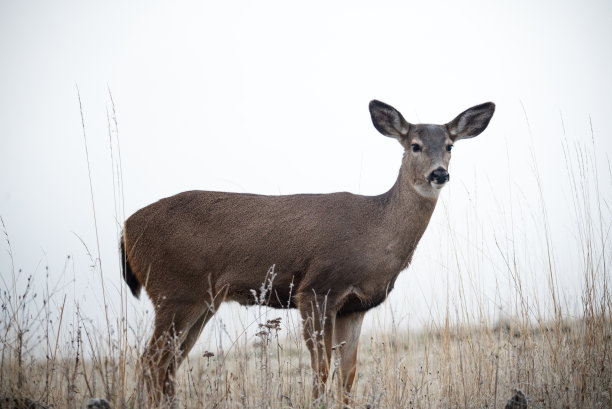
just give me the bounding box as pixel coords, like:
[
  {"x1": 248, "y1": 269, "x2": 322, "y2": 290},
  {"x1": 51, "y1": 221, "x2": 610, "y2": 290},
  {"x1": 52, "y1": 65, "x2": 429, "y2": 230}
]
[
  {"x1": 298, "y1": 294, "x2": 336, "y2": 400},
  {"x1": 163, "y1": 305, "x2": 216, "y2": 398},
  {"x1": 143, "y1": 301, "x2": 206, "y2": 407},
  {"x1": 333, "y1": 311, "x2": 365, "y2": 406}
]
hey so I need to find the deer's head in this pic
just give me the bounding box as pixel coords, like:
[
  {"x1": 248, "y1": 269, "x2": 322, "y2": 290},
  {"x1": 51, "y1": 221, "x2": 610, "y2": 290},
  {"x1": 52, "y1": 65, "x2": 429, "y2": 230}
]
[{"x1": 369, "y1": 100, "x2": 495, "y2": 198}]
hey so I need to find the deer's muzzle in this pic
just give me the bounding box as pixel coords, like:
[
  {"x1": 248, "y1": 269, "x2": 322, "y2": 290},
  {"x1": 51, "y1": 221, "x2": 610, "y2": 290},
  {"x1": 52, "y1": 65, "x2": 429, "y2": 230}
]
[{"x1": 428, "y1": 168, "x2": 450, "y2": 185}]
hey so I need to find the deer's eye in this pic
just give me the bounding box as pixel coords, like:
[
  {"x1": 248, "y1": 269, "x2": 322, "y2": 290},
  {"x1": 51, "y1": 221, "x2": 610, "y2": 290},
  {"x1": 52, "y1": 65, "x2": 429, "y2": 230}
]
[
  {"x1": 446, "y1": 145, "x2": 454, "y2": 152},
  {"x1": 411, "y1": 144, "x2": 422, "y2": 153}
]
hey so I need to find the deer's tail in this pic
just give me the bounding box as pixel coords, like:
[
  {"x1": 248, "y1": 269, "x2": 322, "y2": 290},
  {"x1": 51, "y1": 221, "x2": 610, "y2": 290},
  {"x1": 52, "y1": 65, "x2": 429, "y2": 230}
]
[{"x1": 120, "y1": 235, "x2": 141, "y2": 299}]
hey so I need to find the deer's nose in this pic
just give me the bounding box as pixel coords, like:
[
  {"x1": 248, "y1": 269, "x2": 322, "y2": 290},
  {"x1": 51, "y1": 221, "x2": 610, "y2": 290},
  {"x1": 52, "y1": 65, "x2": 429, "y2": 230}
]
[{"x1": 428, "y1": 168, "x2": 449, "y2": 184}]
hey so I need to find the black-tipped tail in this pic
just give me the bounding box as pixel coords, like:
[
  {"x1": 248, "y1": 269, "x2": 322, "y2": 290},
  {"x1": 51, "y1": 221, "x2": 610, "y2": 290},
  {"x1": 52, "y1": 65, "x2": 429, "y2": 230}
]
[{"x1": 120, "y1": 235, "x2": 141, "y2": 298}]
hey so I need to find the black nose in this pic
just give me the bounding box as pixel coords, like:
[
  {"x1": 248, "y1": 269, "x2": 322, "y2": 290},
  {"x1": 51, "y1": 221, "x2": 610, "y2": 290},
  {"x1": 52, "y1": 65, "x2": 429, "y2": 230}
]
[{"x1": 428, "y1": 168, "x2": 449, "y2": 184}]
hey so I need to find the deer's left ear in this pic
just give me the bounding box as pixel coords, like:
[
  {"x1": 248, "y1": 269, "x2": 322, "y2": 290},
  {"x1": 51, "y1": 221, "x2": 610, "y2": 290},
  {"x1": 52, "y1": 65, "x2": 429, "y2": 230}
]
[{"x1": 446, "y1": 102, "x2": 495, "y2": 141}]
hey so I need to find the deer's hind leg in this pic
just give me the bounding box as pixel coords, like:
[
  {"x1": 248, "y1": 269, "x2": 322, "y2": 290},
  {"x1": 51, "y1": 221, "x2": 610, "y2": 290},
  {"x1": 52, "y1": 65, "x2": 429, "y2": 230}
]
[
  {"x1": 143, "y1": 300, "x2": 213, "y2": 407},
  {"x1": 163, "y1": 303, "x2": 218, "y2": 398}
]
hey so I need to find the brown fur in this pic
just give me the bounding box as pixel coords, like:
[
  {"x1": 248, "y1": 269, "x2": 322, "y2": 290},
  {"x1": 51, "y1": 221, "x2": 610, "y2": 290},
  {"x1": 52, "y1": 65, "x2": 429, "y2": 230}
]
[{"x1": 121, "y1": 99, "x2": 495, "y2": 406}]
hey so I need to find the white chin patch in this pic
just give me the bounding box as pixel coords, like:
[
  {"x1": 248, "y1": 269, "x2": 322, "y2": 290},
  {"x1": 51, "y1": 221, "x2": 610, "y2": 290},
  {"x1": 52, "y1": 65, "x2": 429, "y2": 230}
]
[{"x1": 414, "y1": 182, "x2": 446, "y2": 198}]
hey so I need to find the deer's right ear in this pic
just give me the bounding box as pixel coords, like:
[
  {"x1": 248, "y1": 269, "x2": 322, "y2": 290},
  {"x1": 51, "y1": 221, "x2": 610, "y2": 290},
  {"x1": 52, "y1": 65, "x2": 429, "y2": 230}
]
[{"x1": 369, "y1": 100, "x2": 411, "y2": 139}]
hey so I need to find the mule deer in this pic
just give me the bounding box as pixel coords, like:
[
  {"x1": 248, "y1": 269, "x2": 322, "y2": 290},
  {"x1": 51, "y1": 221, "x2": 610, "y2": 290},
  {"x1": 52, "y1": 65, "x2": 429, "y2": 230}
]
[{"x1": 121, "y1": 100, "x2": 495, "y2": 406}]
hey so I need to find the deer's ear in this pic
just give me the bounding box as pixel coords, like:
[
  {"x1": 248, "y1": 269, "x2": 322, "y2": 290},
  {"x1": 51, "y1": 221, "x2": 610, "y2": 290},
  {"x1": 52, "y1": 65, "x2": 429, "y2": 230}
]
[
  {"x1": 369, "y1": 100, "x2": 411, "y2": 139},
  {"x1": 447, "y1": 102, "x2": 495, "y2": 141}
]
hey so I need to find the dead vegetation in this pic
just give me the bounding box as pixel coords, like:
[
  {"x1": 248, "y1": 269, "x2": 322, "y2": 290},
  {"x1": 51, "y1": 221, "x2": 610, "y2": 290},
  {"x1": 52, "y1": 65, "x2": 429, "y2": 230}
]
[{"x1": 0, "y1": 286, "x2": 609, "y2": 409}]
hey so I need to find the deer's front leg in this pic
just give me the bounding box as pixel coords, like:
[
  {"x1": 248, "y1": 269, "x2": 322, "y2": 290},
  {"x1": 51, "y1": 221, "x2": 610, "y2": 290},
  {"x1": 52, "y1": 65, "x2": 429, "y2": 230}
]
[
  {"x1": 298, "y1": 294, "x2": 336, "y2": 400},
  {"x1": 333, "y1": 311, "x2": 365, "y2": 405}
]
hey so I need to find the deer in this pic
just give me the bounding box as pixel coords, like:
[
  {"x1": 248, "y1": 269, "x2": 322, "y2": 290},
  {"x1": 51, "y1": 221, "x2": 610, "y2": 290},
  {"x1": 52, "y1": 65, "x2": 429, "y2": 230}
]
[{"x1": 120, "y1": 99, "x2": 495, "y2": 407}]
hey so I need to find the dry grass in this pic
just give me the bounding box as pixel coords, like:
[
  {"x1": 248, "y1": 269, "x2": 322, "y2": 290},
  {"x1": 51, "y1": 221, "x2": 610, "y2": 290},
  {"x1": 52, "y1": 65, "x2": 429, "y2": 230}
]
[{"x1": 1, "y1": 298, "x2": 610, "y2": 409}]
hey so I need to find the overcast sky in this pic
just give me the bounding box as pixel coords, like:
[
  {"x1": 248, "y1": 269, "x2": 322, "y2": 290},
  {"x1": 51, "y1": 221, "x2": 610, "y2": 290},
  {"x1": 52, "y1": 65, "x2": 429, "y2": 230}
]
[{"x1": 1, "y1": 0, "x2": 611, "y2": 346}]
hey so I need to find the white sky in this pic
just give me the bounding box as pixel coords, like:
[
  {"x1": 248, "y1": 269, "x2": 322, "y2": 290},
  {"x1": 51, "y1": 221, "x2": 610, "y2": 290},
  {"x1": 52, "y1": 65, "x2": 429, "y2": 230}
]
[{"x1": 1, "y1": 0, "x2": 611, "y2": 348}]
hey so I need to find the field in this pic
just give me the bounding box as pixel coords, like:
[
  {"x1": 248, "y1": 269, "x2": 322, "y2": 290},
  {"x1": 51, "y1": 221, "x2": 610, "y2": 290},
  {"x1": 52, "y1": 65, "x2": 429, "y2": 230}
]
[{"x1": 1, "y1": 288, "x2": 610, "y2": 409}]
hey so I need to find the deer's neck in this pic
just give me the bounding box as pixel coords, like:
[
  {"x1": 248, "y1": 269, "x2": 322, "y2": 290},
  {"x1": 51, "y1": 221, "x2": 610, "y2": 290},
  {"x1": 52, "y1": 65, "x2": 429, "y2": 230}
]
[{"x1": 378, "y1": 160, "x2": 438, "y2": 268}]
